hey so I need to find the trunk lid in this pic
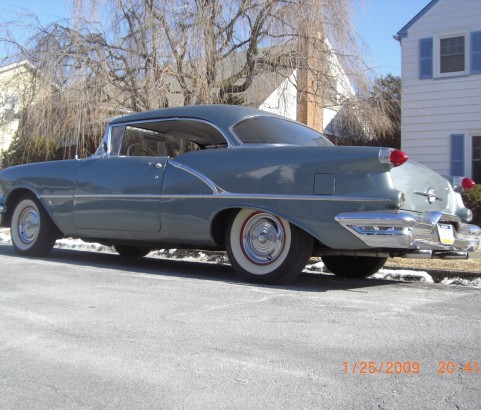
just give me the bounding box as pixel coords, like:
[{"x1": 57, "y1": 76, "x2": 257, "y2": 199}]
[{"x1": 390, "y1": 160, "x2": 452, "y2": 213}]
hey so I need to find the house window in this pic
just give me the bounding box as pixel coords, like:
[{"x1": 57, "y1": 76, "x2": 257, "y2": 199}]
[
  {"x1": 457, "y1": 134, "x2": 481, "y2": 181},
  {"x1": 440, "y1": 36, "x2": 465, "y2": 74},
  {"x1": 1, "y1": 95, "x2": 18, "y2": 122},
  {"x1": 420, "y1": 31, "x2": 481, "y2": 79},
  {"x1": 473, "y1": 136, "x2": 481, "y2": 182}
]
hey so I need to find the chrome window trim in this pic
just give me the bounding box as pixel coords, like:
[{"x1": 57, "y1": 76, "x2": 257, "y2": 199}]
[
  {"x1": 229, "y1": 114, "x2": 334, "y2": 147},
  {"x1": 92, "y1": 117, "x2": 234, "y2": 157},
  {"x1": 91, "y1": 128, "x2": 111, "y2": 158},
  {"x1": 112, "y1": 117, "x2": 234, "y2": 147}
]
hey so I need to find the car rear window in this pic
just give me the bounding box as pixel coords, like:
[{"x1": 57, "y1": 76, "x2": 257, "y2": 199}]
[{"x1": 233, "y1": 117, "x2": 333, "y2": 146}]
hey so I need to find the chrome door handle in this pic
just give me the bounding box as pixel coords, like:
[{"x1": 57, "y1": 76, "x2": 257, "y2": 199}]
[{"x1": 147, "y1": 162, "x2": 162, "y2": 169}]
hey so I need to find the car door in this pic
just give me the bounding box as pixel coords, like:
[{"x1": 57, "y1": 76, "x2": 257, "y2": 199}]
[
  {"x1": 73, "y1": 124, "x2": 167, "y2": 236},
  {"x1": 73, "y1": 156, "x2": 166, "y2": 235}
]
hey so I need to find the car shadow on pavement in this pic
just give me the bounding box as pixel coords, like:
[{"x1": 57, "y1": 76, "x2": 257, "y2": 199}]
[{"x1": 0, "y1": 243, "x2": 402, "y2": 293}]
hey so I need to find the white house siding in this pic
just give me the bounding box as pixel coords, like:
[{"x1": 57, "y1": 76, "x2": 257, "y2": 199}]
[
  {"x1": 400, "y1": 0, "x2": 481, "y2": 178},
  {"x1": 259, "y1": 41, "x2": 355, "y2": 135},
  {"x1": 259, "y1": 70, "x2": 340, "y2": 131},
  {"x1": 259, "y1": 71, "x2": 298, "y2": 121}
]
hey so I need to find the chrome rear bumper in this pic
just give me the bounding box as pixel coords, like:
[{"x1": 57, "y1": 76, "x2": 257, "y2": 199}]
[{"x1": 336, "y1": 210, "x2": 481, "y2": 253}]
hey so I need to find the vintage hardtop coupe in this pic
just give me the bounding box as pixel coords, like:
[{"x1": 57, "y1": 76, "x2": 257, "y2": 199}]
[{"x1": 0, "y1": 105, "x2": 479, "y2": 283}]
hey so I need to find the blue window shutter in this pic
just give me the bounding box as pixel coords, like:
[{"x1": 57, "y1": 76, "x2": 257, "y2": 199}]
[
  {"x1": 419, "y1": 38, "x2": 433, "y2": 79},
  {"x1": 450, "y1": 134, "x2": 465, "y2": 176},
  {"x1": 471, "y1": 31, "x2": 481, "y2": 74}
]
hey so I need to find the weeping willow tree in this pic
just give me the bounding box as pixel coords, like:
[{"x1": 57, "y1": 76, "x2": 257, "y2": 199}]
[{"x1": 0, "y1": 0, "x2": 396, "y2": 165}]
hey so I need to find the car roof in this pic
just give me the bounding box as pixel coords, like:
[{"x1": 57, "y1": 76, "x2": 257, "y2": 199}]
[{"x1": 109, "y1": 104, "x2": 284, "y2": 131}]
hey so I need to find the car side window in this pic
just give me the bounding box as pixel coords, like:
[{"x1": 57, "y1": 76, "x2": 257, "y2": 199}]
[
  {"x1": 110, "y1": 126, "x2": 125, "y2": 155},
  {"x1": 164, "y1": 135, "x2": 201, "y2": 158},
  {"x1": 119, "y1": 126, "x2": 168, "y2": 157},
  {"x1": 107, "y1": 119, "x2": 225, "y2": 158}
]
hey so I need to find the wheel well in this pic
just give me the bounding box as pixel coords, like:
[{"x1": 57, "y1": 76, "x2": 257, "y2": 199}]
[
  {"x1": 4, "y1": 189, "x2": 63, "y2": 238},
  {"x1": 210, "y1": 208, "x2": 240, "y2": 247},
  {"x1": 210, "y1": 207, "x2": 319, "y2": 251},
  {"x1": 3, "y1": 189, "x2": 35, "y2": 226}
]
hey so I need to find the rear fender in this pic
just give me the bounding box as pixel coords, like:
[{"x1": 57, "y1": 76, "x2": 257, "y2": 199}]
[{"x1": 209, "y1": 202, "x2": 369, "y2": 250}]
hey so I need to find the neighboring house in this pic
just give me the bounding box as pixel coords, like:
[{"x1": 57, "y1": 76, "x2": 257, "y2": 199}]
[
  {"x1": 0, "y1": 60, "x2": 55, "y2": 153},
  {"x1": 251, "y1": 41, "x2": 354, "y2": 135},
  {"x1": 0, "y1": 61, "x2": 36, "y2": 151},
  {"x1": 164, "y1": 42, "x2": 353, "y2": 136},
  {"x1": 258, "y1": 59, "x2": 353, "y2": 136},
  {"x1": 396, "y1": 0, "x2": 481, "y2": 181}
]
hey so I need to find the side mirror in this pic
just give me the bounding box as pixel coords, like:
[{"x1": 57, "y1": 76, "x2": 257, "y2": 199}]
[{"x1": 102, "y1": 141, "x2": 108, "y2": 157}]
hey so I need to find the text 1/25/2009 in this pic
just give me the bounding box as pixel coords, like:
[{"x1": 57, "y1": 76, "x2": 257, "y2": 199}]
[{"x1": 343, "y1": 361, "x2": 479, "y2": 375}]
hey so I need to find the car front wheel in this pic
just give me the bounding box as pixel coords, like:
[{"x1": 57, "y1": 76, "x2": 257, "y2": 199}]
[
  {"x1": 322, "y1": 255, "x2": 387, "y2": 278},
  {"x1": 226, "y1": 209, "x2": 313, "y2": 284},
  {"x1": 11, "y1": 194, "x2": 58, "y2": 256}
]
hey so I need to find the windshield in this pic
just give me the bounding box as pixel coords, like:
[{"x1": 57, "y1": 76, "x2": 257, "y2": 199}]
[{"x1": 233, "y1": 116, "x2": 334, "y2": 146}]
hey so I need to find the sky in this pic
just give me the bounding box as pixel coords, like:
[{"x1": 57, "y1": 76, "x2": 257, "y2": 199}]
[
  {"x1": 0, "y1": 0, "x2": 432, "y2": 77},
  {"x1": 354, "y1": 0, "x2": 432, "y2": 76}
]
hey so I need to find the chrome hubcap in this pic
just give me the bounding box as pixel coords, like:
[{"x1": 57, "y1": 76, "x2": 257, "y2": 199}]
[
  {"x1": 241, "y1": 213, "x2": 285, "y2": 265},
  {"x1": 18, "y1": 207, "x2": 40, "y2": 244}
]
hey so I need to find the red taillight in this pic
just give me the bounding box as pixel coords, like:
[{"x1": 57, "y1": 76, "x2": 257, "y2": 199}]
[
  {"x1": 462, "y1": 177, "x2": 475, "y2": 191},
  {"x1": 390, "y1": 150, "x2": 409, "y2": 167},
  {"x1": 379, "y1": 148, "x2": 409, "y2": 167}
]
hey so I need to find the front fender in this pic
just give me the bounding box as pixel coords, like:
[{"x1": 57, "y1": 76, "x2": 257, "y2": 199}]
[{"x1": 0, "y1": 160, "x2": 80, "y2": 235}]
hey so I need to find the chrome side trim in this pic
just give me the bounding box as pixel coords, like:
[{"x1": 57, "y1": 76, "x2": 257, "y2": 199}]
[
  {"x1": 42, "y1": 193, "x2": 391, "y2": 203},
  {"x1": 162, "y1": 193, "x2": 390, "y2": 202},
  {"x1": 336, "y1": 210, "x2": 481, "y2": 252},
  {"x1": 67, "y1": 194, "x2": 162, "y2": 199},
  {"x1": 168, "y1": 160, "x2": 225, "y2": 194}
]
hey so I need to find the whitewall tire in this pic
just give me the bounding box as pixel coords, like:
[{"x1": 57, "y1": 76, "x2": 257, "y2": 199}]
[
  {"x1": 11, "y1": 194, "x2": 57, "y2": 256},
  {"x1": 226, "y1": 209, "x2": 313, "y2": 284}
]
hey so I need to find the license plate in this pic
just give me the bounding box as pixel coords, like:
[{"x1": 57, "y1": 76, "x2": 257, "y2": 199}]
[{"x1": 437, "y1": 223, "x2": 455, "y2": 245}]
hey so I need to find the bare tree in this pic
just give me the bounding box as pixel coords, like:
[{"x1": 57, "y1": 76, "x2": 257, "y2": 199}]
[{"x1": 1, "y1": 0, "x2": 396, "y2": 164}]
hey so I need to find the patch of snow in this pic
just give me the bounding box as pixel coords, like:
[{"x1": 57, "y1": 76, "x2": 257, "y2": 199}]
[
  {"x1": 0, "y1": 229, "x2": 11, "y2": 243},
  {"x1": 1, "y1": 232, "x2": 479, "y2": 287},
  {"x1": 440, "y1": 277, "x2": 481, "y2": 288},
  {"x1": 55, "y1": 237, "x2": 111, "y2": 252},
  {"x1": 149, "y1": 248, "x2": 229, "y2": 264},
  {"x1": 373, "y1": 268, "x2": 434, "y2": 283},
  {"x1": 305, "y1": 261, "x2": 325, "y2": 271}
]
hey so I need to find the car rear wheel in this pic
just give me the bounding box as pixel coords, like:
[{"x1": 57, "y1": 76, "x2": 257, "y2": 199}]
[
  {"x1": 226, "y1": 209, "x2": 313, "y2": 284},
  {"x1": 322, "y1": 255, "x2": 387, "y2": 278},
  {"x1": 11, "y1": 194, "x2": 58, "y2": 256},
  {"x1": 114, "y1": 245, "x2": 151, "y2": 258}
]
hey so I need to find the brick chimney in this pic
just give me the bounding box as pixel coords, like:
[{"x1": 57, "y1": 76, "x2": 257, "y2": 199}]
[{"x1": 296, "y1": 8, "x2": 325, "y2": 133}]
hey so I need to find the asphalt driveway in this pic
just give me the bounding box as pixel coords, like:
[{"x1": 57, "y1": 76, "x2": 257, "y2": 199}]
[{"x1": 1, "y1": 243, "x2": 480, "y2": 409}]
